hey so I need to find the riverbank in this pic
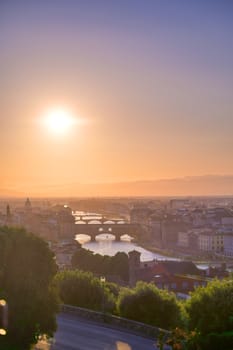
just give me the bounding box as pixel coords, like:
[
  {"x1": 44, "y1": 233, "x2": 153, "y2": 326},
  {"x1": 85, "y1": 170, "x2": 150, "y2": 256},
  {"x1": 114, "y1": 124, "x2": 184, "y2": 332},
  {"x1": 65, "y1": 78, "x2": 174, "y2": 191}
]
[
  {"x1": 138, "y1": 241, "x2": 233, "y2": 265},
  {"x1": 137, "y1": 241, "x2": 181, "y2": 259}
]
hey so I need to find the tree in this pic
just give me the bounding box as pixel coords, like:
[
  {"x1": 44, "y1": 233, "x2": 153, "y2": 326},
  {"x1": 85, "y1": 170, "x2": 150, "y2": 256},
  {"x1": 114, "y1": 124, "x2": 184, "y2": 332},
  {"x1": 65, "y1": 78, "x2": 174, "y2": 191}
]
[
  {"x1": 54, "y1": 269, "x2": 116, "y2": 312},
  {"x1": 185, "y1": 278, "x2": 233, "y2": 335},
  {"x1": 110, "y1": 252, "x2": 129, "y2": 281},
  {"x1": 117, "y1": 281, "x2": 181, "y2": 329},
  {"x1": 157, "y1": 278, "x2": 233, "y2": 350},
  {"x1": 0, "y1": 226, "x2": 59, "y2": 350},
  {"x1": 71, "y1": 248, "x2": 129, "y2": 282}
]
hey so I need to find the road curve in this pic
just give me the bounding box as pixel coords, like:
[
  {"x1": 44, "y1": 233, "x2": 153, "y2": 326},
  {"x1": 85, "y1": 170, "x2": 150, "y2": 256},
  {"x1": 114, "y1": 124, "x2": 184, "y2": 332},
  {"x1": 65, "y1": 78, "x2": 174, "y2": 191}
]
[{"x1": 50, "y1": 313, "x2": 167, "y2": 350}]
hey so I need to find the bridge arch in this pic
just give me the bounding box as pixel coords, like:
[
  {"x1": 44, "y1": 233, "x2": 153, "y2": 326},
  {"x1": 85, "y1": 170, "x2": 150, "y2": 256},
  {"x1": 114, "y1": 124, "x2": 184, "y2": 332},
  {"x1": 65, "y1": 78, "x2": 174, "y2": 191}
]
[
  {"x1": 95, "y1": 233, "x2": 115, "y2": 241},
  {"x1": 88, "y1": 220, "x2": 102, "y2": 224},
  {"x1": 74, "y1": 222, "x2": 140, "y2": 242},
  {"x1": 75, "y1": 234, "x2": 92, "y2": 243}
]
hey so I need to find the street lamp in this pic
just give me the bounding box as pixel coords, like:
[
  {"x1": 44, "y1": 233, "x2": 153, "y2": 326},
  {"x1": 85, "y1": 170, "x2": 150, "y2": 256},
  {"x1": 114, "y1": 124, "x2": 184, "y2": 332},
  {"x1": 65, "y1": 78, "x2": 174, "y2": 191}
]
[
  {"x1": 0, "y1": 299, "x2": 8, "y2": 336},
  {"x1": 100, "y1": 276, "x2": 106, "y2": 321}
]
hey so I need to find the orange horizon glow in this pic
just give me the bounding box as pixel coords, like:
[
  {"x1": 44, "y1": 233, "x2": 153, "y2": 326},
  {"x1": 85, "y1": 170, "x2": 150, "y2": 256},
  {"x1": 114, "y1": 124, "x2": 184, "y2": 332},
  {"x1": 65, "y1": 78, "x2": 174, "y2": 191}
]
[{"x1": 1, "y1": 2, "x2": 233, "y2": 197}]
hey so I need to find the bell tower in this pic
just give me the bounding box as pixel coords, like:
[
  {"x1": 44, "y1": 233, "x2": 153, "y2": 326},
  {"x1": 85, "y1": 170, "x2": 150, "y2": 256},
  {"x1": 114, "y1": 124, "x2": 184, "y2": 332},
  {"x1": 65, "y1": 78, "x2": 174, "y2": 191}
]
[
  {"x1": 25, "y1": 198, "x2": 32, "y2": 213},
  {"x1": 128, "y1": 250, "x2": 141, "y2": 287}
]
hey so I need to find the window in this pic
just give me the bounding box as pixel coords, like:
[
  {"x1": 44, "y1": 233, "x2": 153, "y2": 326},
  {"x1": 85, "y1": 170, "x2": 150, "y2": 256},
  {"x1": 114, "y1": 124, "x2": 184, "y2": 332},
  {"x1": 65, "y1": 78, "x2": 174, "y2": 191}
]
[
  {"x1": 171, "y1": 283, "x2": 177, "y2": 289},
  {"x1": 182, "y1": 281, "x2": 189, "y2": 289}
]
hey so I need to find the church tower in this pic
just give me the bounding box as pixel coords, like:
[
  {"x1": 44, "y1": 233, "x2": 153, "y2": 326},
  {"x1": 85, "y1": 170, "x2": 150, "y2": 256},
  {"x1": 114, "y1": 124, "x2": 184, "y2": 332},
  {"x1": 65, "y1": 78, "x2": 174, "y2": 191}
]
[
  {"x1": 128, "y1": 250, "x2": 141, "y2": 287},
  {"x1": 25, "y1": 198, "x2": 32, "y2": 213},
  {"x1": 6, "y1": 204, "x2": 11, "y2": 218}
]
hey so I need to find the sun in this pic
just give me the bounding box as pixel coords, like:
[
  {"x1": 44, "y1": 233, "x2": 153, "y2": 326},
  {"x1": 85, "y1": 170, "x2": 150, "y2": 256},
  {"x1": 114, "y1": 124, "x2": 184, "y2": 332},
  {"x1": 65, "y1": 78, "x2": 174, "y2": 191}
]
[{"x1": 43, "y1": 108, "x2": 76, "y2": 134}]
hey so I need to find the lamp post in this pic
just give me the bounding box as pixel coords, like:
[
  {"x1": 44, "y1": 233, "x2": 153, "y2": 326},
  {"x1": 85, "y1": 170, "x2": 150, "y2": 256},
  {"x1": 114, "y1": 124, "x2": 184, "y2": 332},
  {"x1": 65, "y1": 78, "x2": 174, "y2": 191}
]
[
  {"x1": 0, "y1": 299, "x2": 8, "y2": 336},
  {"x1": 100, "y1": 276, "x2": 106, "y2": 321}
]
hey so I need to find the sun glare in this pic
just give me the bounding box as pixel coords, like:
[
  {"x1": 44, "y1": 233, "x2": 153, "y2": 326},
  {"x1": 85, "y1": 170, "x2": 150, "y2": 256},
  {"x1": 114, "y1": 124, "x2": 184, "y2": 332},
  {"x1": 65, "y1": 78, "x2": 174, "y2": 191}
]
[{"x1": 43, "y1": 108, "x2": 76, "y2": 134}]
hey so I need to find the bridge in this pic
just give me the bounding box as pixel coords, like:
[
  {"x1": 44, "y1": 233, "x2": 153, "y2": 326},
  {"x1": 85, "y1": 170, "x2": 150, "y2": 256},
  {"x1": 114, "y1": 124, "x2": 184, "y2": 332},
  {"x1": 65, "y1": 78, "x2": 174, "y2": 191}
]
[{"x1": 74, "y1": 222, "x2": 140, "y2": 241}]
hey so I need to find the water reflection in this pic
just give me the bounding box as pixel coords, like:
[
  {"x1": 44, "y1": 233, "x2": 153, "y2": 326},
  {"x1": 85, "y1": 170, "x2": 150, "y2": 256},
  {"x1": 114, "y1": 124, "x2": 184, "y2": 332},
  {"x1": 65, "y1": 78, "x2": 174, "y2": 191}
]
[
  {"x1": 74, "y1": 211, "x2": 178, "y2": 262},
  {"x1": 75, "y1": 234, "x2": 178, "y2": 262}
]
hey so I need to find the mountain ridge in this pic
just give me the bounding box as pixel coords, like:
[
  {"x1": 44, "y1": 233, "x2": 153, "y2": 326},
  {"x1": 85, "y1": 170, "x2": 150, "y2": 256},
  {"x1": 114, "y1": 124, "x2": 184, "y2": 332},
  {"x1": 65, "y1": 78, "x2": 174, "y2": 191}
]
[{"x1": 1, "y1": 175, "x2": 233, "y2": 197}]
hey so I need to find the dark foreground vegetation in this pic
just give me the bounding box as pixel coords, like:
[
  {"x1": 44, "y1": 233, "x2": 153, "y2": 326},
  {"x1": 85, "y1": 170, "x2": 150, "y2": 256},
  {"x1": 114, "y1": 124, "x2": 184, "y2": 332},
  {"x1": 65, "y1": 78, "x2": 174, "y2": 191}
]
[
  {"x1": 0, "y1": 226, "x2": 59, "y2": 350},
  {"x1": 0, "y1": 226, "x2": 232, "y2": 350}
]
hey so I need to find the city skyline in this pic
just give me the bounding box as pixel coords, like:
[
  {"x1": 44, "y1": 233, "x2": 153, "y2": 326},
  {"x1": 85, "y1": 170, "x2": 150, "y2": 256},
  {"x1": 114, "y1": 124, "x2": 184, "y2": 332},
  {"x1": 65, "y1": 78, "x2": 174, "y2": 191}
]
[{"x1": 1, "y1": 1, "x2": 233, "y2": 196}]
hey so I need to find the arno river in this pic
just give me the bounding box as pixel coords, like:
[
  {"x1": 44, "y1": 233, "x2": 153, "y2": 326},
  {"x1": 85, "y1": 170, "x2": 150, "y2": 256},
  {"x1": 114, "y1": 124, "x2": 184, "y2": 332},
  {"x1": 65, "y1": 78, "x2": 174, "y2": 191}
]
[
  {"x1": 73, "y1": 212, "x2": 212, "y2": 267},
  {"x1": 75, "y1": 234, "x2": 217, "y2": 270},
  {"x1": 75, "y1": 233, "x2": 178, "y2": 262},
  {"x1": 73, "y1": 211, "x2": 178, "y2": 261}
]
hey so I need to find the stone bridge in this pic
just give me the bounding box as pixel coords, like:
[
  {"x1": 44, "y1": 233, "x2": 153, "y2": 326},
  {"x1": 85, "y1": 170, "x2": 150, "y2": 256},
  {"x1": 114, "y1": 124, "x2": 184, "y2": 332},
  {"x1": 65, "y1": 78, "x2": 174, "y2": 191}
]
[{"x1": 74, "y1": 222, "x2": 140, "y2": 241}]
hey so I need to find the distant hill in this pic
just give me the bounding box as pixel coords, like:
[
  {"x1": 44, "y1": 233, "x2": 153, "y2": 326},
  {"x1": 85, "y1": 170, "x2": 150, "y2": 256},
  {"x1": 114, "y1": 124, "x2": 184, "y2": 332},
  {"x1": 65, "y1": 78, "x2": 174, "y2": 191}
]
[
  {"x1": 5, "y1": 174, "x2": 232, "y2": 197},
  {"x1": 79, "y1": 175, "x2": 233, "y2": 197}
]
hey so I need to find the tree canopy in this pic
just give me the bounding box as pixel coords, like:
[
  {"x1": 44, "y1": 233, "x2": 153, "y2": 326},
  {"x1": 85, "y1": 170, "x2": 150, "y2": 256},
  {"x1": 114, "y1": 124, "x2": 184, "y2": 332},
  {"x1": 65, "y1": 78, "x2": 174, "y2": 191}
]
[
  {"x1": 117, "y1": 281, "x2": 181, "y2": 329},
  {"x1": 54, "y1": 269, "x2": 116, "y2": 312},
  {"x1": 186, "y1": 278, "x2": 233, "y2": 335},
  {"x1": 0, "y1": 226, "x2": 59, "y2": 350},
  {"x1": 164, "y1": 278, "x2": 233, "y2": 350},
  {"x1": 72, "y1": 248, "x2": 129, "y2": 281}
]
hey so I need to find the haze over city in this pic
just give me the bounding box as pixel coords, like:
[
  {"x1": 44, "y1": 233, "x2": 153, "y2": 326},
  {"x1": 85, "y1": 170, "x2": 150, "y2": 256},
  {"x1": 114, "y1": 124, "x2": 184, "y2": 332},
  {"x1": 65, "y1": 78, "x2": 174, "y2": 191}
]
[{"x1": 1, "y1": 0, "x2": 233, "y2": 197}]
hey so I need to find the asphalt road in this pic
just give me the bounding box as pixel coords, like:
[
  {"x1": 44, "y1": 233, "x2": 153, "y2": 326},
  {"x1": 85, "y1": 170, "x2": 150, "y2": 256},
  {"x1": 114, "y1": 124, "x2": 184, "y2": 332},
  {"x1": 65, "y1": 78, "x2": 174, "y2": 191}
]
[{"x1": 50, "y1": 313, "x2": 168, "y2": 350}]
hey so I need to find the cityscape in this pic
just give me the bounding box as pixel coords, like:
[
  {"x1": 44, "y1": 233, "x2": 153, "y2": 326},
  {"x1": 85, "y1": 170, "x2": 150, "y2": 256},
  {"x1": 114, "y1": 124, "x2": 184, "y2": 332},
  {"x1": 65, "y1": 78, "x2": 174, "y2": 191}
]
[{"x1": 1, "y1": 1, "x2": 233, "y2": 350}]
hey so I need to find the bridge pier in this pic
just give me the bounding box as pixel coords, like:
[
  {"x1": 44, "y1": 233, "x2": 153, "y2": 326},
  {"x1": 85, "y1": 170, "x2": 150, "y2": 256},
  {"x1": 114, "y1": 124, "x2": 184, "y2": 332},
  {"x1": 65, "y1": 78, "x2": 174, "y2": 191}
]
[{"x1": 114, "y1": 235, "x2": 121, "y2": 242}]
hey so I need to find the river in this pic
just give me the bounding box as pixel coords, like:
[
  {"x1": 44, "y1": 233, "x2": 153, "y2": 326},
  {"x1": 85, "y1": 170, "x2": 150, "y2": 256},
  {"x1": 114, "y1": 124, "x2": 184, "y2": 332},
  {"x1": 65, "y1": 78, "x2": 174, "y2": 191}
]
[
  {"x1": 75, "y1": 233, "x2": 178, "y2": 262},
  {"x1": 73, "y1": 211, "x2": 179, "y2": 261}
]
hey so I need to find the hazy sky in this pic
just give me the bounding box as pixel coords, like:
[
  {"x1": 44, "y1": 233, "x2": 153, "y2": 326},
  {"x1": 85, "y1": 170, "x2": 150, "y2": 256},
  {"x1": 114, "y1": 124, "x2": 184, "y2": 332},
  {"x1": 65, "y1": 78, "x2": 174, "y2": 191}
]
[{"x1": 1, "y1": 0, "x2": 233, "y2": 194}]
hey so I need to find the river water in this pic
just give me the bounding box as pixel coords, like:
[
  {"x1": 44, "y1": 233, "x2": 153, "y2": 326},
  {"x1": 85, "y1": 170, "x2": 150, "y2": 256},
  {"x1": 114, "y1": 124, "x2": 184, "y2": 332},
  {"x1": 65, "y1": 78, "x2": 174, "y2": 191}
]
[
  {"x1": 73, "y1": 211, "x2": 179, "y2": 262},
  {"x1": 75, "y1": 233, "x2": 178, "y2": 262}
]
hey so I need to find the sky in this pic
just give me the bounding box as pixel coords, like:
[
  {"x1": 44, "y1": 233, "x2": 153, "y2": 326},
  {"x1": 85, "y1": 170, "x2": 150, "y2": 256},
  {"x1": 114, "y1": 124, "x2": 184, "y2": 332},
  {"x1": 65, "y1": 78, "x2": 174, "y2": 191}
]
[{"x1": 1, "y1": 0, "x2": 233, "y2": 196}]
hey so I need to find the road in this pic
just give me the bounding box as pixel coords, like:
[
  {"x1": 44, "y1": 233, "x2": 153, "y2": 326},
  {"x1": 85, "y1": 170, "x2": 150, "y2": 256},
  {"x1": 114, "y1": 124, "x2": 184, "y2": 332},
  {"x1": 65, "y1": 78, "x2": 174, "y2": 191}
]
[{"x1": 50, "y1": 313, "x2": 168, "y2": 350}]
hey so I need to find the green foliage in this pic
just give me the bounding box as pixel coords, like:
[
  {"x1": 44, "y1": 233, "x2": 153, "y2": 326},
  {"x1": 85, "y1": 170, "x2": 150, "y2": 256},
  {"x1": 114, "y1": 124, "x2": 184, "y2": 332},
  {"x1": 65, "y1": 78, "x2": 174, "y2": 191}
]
[
  {"x1": 185, "y1": 278, "x2": 233, "y2": 335},
  {"x1": 163, "y1": 328, "x2": 200, "y2": 350},
  {"x1": 105, "y1": 281, "x2": 120, "y2": 298},
  {"x1": 72, "y1": 248, "x2": 129, "y2": 281},
  {"x1": 117, "y1": 281, "x2": 181, "y2": 329},
  {"x1": 196, "y1": 331, "x2": 233, "y2": 350},
  {"x1": 156, "y1": 278, "x2": 233, "y2": 350},
  {"x1": 0, "y1": 226, "x2": 59, "y2": 350},
  {"x1": 162, "y1": 329, "x2": 233, "y2": 350},
  {"x1": 54, "y1": 269, "x2": 116, "y2": 312}
]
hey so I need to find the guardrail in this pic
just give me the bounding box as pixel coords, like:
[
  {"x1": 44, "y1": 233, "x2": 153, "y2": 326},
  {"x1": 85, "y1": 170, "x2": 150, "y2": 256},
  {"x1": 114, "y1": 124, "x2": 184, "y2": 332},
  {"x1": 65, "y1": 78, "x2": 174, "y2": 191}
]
[{"x1": 61, "y1": 304, "x2": 170, "y2": 339}]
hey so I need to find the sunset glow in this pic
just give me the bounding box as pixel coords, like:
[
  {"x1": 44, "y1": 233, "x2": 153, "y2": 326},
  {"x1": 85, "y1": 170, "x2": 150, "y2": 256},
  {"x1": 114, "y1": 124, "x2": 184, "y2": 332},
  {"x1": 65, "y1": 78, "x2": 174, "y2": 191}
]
[
  {"x1": 1, "y1": 1, "x2": 233, "y2": 197},
  {"x1": 43, "y1": 108, "x2": 76, "y2": 134}
]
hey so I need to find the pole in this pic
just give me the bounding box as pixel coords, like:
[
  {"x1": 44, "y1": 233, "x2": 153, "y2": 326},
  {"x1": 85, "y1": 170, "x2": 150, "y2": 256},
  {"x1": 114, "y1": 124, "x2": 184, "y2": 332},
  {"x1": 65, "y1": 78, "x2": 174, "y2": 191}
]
[
  {"x1": 0, "y1": 299, "x2": 8, "y2": 335},
  {"x1": 100, "y1": 276, "x2": 106, "y2": 321}
]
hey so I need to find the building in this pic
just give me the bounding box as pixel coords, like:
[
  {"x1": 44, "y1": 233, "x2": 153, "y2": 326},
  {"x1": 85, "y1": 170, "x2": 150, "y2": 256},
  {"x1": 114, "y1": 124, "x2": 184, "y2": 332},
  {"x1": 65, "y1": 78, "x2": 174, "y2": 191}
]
[
  {"x1": 223, "y1": 234, "x2": 233, "y2": 257},
  {"x1": 128, "y1": 250, "x2": 229, "y2": 294},
  {"x1": 198, "y1": 229, "x2": 214, "y2": 252},
  {"x1": 177, "y1": 231, "x2": 189, "y2": 248},
  {"x1": 170, "y1": 199, "x2": 189, "y2": 210},
  {"x1": 130, "y1": 206, "x2": 152, "y2": 226},
  {"x1": 198, "y1": 230, "x2": 224, "y2": 253},
  {"x1": 25, "y1": 198, "x2": 32, "y2": 213}
]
